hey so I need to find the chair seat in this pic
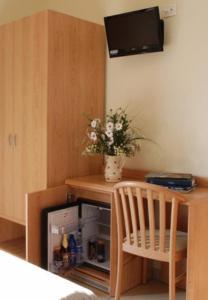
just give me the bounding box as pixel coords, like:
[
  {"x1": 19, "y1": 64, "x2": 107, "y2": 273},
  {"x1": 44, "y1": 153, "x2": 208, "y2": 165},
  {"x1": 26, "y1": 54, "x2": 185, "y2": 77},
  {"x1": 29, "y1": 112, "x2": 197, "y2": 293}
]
[{"x1": 123, "y1": 230, "x2": 187, "y2": 257}]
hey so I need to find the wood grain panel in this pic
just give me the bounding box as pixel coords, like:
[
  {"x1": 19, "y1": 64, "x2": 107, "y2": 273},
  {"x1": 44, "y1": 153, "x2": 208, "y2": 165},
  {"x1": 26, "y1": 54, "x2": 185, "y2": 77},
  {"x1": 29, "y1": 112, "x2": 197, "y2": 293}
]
[
  {"x1": 0, "y1": 22, "x2": 14, "y2": 220},
  {"x1": 66, "y1": 174, "x2": 208, "y2": 206},
  {"x1": 0, "y1": 10, "x2": 105, "y2": 228},
  {"x1": 0, "y1": 217, "x2": 25, "y2": 243},
  {"x1": 0, "y1": 237, "x2": 25, "y2": 258},
  {"x1": 47, "y1": 11, "x2": 105, "y2": 186},
  {"x1": 186, "y1": 199, "x2": 208, "y2": 299},
  {"x1": 26, "y1": 185, "x2": 70, "y2": 266},
  {"x1": 13, "y1": 11, "x2": 48, "y2": 224},
  {"x1": 70, "y1": 188, "x2": 111, "y2": 204}
]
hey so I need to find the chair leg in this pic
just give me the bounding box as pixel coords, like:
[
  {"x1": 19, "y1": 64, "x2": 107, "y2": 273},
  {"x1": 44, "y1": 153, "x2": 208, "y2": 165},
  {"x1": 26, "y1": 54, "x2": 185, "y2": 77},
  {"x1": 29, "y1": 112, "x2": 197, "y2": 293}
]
[
  {"x1": 169, "y1": 260, "x2": 176, "y2": 300},
  {"x1": 115, "y1": 249, "x2": 124, "y2": 300}
]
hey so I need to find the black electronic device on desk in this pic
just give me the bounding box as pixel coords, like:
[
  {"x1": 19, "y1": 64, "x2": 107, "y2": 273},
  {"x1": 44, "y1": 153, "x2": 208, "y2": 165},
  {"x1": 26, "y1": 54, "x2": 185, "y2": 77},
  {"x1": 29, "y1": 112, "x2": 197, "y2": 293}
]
[{"x1": 145, "y1": 172, "x2": 196, "y2": 192}]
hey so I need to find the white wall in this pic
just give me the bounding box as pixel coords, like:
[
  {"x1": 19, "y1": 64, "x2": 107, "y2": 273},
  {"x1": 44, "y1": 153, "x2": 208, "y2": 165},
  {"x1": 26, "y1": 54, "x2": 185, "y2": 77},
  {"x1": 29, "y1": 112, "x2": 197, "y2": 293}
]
[
  {"x1": 0, "y1": 0, "x2": 208, "y2": 176},
  {"x1": 105, "y1": 0, "x2": 208, "y2": 176},
  {"x1": 45, "y1": 0, "x2": 107, "y2": 24},
  {"x1": 0, "y1": 0, "x2": 48, "y2": 24},
  {"x1": 0, "y1": 0, "x2": 106, "y2": 25},
  {"x1": 46, "y1": 0, "x2": 208, "y2": 176}
]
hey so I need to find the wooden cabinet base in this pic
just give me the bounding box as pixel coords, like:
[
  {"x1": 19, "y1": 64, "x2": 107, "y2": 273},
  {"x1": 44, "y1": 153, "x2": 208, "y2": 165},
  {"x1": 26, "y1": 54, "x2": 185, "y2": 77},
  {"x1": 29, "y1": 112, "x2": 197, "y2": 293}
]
[
  {"x1": 27, "y1": 182, "x2": 142, "y2": 296},
  {"x1": 0, "y1": 237, "x2": 25, "y2": 259},
  {"x1": 26, "y1": 173, "x2": 208, "y2": 298},
  {"x1": 0, "y1": 217, "x2": 25, "y2": 243},
  {"x1": 160, "y1": 260, "x2": 186, "y2": 290},
  {"x1": 0, "y1": 217, "x2": 25, "y2": 259}
]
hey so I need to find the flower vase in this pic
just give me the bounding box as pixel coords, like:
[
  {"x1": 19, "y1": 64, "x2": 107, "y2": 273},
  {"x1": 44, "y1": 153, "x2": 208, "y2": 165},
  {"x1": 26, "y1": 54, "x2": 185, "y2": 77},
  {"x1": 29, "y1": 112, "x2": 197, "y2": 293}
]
[{"x1": 104, "y1": 155, "x2": 125, "y2": 183}]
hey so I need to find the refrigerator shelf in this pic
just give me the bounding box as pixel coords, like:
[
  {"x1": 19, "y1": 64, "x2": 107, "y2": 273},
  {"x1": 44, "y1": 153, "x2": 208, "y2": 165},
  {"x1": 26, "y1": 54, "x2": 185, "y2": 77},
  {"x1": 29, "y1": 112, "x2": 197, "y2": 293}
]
[
  {"x1": 81, "y1": 216, "x2": 99, "y2": 225},
  {"x1": 84, "y1": 258, "x2": 110, "y2": 271},
  {"x1": 96, "y1": 222, "x2": 110, "y2": 228},
  {"x1": 99, "y1": 233, "x2": 110, "y2": 241}
]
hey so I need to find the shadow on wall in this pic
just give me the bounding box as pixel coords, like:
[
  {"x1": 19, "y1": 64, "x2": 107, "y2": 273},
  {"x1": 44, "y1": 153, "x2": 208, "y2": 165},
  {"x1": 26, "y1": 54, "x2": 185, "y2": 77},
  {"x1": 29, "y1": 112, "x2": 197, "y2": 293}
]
[
  {"x1": 46, "y1": 0, "x2": 108, "y2": 25},
  {"x1": 0, "y1": 0, "x2": 48, "y2": 25}
]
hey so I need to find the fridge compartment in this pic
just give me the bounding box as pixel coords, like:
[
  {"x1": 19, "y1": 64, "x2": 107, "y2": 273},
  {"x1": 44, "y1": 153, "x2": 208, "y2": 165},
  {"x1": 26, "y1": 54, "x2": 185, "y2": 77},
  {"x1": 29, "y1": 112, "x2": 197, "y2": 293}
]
[
  {"x1": 81, "y1": 203, "x2": 110, "y2": 271},
  {"x1": 82, "y1": 236, "x2": 110, "y2": 271},
  {"x1": 97, "y1": 207, "x2": 110, "y2": 225},
  {"x1": 41, "y1": 199, "x2": 111, "y2": 290},
  {"x1": 97, "y1": 223, "x2": 110, "y2": 240}
]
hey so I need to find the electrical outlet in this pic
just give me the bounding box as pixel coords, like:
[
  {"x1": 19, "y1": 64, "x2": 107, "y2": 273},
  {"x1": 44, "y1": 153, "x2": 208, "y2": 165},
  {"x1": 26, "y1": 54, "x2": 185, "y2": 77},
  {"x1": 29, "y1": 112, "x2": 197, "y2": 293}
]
[{"x1": 160, "y1": 4, "x2": 177, "y2": 18}]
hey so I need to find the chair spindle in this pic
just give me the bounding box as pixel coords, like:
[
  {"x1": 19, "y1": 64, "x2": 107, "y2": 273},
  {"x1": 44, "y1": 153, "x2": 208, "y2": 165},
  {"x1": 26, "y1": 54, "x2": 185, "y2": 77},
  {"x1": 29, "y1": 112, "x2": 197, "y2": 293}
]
[{"x1": 147, "y1": 189, "x2": 155, "y2": 250}]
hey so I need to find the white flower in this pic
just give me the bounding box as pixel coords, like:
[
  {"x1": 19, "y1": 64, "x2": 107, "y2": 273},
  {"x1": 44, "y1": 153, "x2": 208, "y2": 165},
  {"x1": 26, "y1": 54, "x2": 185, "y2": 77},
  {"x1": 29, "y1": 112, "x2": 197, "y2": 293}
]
[
  {"x1": 90, "y1": 132, "x2": 97, "y2": 141},
  {"x1": 91, "y1": 119, "x2": 97, "y2": 128},
  {"x1": 105, "y1": 130, "x2": 113, "y2": 138},
  {"x1": 84, "y1": 107, "x2": 147, "y2": 157},
  {"x1": 115, "y1": 123, "x2": 123, "y2": 131},
  {"x1": 108, "y1": 137, "x2": 114, "y2": 146},
  {"x1": 106, "y1": 122, "x2": 114, "y2": 131}
]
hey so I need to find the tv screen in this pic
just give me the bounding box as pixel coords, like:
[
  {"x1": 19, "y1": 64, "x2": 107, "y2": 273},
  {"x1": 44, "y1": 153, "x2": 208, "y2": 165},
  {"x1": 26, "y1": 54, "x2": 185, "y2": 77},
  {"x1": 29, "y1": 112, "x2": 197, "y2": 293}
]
[{"x1": 104, "y1": 7, "x2": 164, "y2": 58}]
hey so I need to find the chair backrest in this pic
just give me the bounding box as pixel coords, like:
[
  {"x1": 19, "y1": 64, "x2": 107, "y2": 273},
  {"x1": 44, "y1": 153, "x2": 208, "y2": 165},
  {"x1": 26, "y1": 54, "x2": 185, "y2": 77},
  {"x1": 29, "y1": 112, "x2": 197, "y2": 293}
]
[{"x1": 113, "y1": 181, "x2": 187, "y2": 260}]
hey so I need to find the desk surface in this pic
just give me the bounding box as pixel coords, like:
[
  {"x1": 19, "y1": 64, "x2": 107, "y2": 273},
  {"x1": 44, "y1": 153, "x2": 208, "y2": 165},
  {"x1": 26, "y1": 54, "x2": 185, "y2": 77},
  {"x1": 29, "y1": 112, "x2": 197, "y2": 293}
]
[{"x1": 65, "y1": 174, "x2": 208, "y2": 206}]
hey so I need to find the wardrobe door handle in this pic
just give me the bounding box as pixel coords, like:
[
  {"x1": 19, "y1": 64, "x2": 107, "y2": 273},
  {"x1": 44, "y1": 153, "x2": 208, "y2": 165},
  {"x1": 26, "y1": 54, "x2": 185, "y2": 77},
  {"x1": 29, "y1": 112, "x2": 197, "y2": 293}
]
[
  {"x1": 14, "y1": 134, "x2": 17, "y2": 146},
  {"x1": 8, "y1": 134, "x2": 13, "y2": 146}
]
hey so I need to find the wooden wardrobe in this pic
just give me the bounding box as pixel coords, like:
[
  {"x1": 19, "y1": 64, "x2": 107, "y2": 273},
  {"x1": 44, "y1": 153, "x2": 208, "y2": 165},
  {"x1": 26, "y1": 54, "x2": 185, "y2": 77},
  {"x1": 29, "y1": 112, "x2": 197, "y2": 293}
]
[{"x1": 0, "y1": 10, "x2": 105, "y2": 226}]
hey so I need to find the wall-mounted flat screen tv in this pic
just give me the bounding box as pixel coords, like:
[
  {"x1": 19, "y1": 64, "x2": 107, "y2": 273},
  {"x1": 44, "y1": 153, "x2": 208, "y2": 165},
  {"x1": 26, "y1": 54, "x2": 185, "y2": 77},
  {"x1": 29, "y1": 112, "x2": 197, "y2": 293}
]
[{"x1": 104, "y1": 6, "x2": 164, "y2": 58}]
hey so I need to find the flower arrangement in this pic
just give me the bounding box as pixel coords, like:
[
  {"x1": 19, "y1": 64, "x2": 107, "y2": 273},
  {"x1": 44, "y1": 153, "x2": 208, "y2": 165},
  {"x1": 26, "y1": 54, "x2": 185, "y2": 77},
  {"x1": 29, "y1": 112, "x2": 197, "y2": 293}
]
[{"x1": 84, "y1": 107, "x2": 147, "y2": 157}]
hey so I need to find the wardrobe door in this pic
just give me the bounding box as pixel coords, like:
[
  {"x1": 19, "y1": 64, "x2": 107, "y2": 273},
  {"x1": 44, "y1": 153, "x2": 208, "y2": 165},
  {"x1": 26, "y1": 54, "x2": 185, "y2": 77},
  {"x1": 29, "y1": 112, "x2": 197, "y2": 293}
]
[
  {"x1": 47, "y1": 11, "x2": 105, "y2": 186},
  {"x1": 13, "y1": 12, "x2": 48, "y2": 224},
  {"x1": 0, "y1": 23, "x2": 15, "y2": 221}
]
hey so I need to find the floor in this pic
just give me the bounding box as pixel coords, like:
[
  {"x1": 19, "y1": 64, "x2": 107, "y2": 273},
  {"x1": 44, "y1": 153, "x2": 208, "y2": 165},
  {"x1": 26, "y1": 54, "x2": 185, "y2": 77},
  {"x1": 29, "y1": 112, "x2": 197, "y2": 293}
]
[
  {"x1": 125, "y1": 283, "x2": 185, "y2": 300},
  {"x1": 0, "y1": 237, "x2": 25, "y2": 258},
  {"x1": 94, "y1": 281, "x2": 186, "y2": 300}
]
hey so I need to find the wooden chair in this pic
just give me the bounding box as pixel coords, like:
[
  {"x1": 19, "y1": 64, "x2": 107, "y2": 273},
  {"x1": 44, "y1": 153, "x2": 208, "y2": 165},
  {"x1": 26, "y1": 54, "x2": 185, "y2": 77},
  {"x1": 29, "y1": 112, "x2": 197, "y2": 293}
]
[{"x1": 113, "y1": 181, "x2": 187, "y2": 300}]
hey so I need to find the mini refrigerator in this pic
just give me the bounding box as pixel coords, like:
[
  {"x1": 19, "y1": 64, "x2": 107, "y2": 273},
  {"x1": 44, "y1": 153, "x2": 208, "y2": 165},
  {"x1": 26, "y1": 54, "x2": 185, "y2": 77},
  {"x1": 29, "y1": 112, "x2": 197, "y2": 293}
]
[{"x1": 41, "y1": 198, "x2": 111, "y2": 292}]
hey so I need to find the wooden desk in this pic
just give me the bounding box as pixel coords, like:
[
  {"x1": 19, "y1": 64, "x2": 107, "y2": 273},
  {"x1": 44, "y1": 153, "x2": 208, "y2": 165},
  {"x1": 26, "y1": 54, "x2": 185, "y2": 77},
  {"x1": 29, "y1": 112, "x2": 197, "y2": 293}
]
[
  {"x1": 26, "y1": 173, "x2": 208, "y2": 299},
  {"x1": 66, "y1": 175, "x2": 143, "y2": 295},
  {"x1": 65, "y1": 174, "x2": 208, "y2": 300},
  {"x1": 66, "y1": 174, "x2": 208, "y2": 204}
]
